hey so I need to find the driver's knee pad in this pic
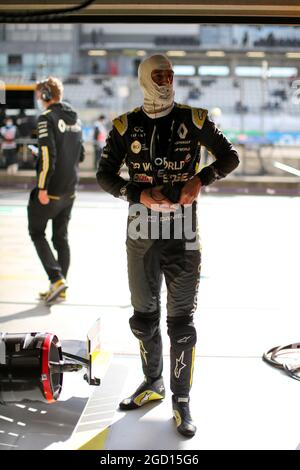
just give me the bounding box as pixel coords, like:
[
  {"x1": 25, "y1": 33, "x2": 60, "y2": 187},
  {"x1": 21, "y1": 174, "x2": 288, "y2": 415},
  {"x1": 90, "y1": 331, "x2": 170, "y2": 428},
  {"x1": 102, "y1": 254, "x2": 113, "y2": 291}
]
[
  {"x1": 167, "y1": 317, "x2": 197, "y2": 351},
  {"x1": 129, "y1": 310, "x2": 160, "y2": 342}
]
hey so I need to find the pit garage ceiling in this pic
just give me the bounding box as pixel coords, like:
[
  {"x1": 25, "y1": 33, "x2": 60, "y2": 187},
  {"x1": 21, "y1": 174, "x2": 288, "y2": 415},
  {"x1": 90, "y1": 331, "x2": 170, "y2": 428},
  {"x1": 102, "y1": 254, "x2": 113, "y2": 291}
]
[{"x1": 1, "y1": 0, "x2": 300, "y2": 19}]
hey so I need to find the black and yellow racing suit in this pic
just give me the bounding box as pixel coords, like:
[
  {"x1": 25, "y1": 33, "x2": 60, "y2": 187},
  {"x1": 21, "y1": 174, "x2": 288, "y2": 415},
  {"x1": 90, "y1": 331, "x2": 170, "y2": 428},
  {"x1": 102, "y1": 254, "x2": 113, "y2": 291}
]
[{"x1": 97, "y1": 103, "x2": 239, "y2": 396}]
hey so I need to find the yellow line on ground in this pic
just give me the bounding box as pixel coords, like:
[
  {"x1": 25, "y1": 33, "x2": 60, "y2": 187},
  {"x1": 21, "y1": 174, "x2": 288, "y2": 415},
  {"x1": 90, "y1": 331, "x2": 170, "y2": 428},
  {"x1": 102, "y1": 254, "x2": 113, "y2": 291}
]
[
  {"x1": 0, "y1": 275, "x2": 42, "y2": 280},
  {"x1": 78, "y1": 427, "x2": 110, "y2": 451}
]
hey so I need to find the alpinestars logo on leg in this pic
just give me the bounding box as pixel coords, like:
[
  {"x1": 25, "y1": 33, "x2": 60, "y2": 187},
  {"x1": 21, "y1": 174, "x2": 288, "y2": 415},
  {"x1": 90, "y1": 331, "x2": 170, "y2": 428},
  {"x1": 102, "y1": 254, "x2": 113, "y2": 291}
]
[{"x1": 174, "y1": 351, "x2": 187, "y2": 378}]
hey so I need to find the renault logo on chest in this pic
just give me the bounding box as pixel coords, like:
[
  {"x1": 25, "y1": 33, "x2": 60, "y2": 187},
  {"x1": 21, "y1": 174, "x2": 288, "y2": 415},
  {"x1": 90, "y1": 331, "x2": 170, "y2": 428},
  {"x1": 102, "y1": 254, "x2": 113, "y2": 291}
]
[
  {"x1": 177, "y1": 123, "x2": 188, "y2": 139},
  {"x1": 131, "y1": 140, "x2": 142, "y2": 154}
]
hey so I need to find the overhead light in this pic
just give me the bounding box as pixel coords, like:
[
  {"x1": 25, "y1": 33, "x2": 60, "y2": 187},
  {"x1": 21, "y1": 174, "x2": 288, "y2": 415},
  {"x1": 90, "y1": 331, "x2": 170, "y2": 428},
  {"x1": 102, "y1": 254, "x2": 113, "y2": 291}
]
[
  {"x1": 206, "y1": 51, "x2": 225, "y2": 57},
  {"x1": 246, "y1": 51, "x2": 266, "y2": 58},
  {"x1": 268, "y1": 66, "x2": 297, "y2": 77},
  {"x1": 198, "y1": 65, "x2": 229, "y2": 76},
  {"x1": 286, "y1": 52, "x2": 300, "y2": 58},
  {"x1": 166, "y1": 51, "x2": 186, "y2": 57},
  {"x1": 88, "y1": 50, "x2": 107, "y2": 56},
  {"x1": 235, "y1": 66, "x2": 263, "y2": 77},
  {"x1": 173, "y1": 65, "x2": 195, "y2": 76},
  {"x1": 136, "y1": 50, "x2": 146, "y2": 57}
]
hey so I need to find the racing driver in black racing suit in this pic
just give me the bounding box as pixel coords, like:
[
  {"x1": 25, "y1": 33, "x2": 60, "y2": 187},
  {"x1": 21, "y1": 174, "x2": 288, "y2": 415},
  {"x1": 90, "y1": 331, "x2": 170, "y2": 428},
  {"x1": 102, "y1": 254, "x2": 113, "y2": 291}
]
[{"x1": 96, "y1": 54, "x2": 239, "y2": 437}]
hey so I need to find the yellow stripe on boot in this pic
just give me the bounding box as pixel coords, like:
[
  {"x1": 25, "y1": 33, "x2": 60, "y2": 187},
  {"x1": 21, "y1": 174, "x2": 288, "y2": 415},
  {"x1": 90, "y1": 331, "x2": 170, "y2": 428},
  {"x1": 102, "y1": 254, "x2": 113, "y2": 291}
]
[
  {"x1": 173, "y1": 409, "x2": 182, "y2": 427},
  {"x1": 133, "y1": 390, "x2": 164, "y2": 407}
]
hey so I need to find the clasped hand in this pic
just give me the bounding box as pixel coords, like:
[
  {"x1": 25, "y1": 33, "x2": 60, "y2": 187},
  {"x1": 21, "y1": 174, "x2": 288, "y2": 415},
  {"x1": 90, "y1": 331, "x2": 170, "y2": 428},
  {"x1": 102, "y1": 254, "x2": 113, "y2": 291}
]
[{"x1": 140, "y1": 176, "x2": 202, "y2": 212}]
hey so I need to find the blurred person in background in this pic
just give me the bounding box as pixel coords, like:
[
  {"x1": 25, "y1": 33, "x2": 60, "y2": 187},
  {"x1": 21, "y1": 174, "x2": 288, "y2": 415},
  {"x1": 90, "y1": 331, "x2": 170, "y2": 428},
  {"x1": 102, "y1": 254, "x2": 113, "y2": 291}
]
[
  {"x1": 16, "y1": 110, "x2": 38, "y2": 169},
  {"x1": 27, "y1": 76, "x2": 85, "y2": 304},
  {"x1": 97, "y1": 54, "x2": 239, "y2": 437},
  {"x1": 0, "y1": 117, "x2": 19, "y2": 174},
  {"x1": 93, "y1": 114, "x2": 108, "y2": 169}
]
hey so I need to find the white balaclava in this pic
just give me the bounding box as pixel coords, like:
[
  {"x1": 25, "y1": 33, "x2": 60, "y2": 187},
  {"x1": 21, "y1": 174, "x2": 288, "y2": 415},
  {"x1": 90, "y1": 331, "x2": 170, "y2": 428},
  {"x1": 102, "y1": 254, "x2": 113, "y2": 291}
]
[{"x1": 138, "y1": 54, "x2": 175, "y2": 116}]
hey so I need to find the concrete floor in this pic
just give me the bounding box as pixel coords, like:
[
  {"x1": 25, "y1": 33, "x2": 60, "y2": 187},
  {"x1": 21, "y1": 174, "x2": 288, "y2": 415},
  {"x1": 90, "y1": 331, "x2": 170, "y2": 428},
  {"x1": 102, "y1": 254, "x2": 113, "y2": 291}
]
[{"x1": 1, "y1": 188, "x2": 300, "y2": 450}]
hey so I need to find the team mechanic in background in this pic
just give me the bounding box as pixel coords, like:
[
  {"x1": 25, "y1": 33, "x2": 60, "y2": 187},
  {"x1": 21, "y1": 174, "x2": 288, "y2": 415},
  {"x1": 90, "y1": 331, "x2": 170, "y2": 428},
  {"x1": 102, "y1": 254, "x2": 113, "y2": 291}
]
[
  {"x1": 97, "y1": 55, "x2": 239, "y2": 437},
  {"x1": 28, "y1": 77, "x2": 85, "y2": 303}
]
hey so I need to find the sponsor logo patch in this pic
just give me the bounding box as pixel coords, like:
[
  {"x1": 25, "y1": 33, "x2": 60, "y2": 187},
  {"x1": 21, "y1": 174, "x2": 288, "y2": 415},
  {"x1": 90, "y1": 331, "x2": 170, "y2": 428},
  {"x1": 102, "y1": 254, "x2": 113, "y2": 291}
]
[
  {"x1": 177, "y1": 123, "x2": 188, "y2": 139},
  {"x1": 177, "y1": 336, "x2": 192, "y2": 344},
  {"x1": 133, "y1": 174, "x2": 153, "y2": 183},
  {"x1": 131, "y1": 140, "x2": 142, "y2": 154}
]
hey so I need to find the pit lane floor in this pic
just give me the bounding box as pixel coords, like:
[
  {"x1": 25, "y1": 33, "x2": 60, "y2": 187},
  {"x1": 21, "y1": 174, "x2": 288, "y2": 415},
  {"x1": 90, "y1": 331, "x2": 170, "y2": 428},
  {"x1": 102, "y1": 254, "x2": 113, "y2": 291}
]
[{"x1": 1, "y1": 188, "x2": 300, "y2": 450}]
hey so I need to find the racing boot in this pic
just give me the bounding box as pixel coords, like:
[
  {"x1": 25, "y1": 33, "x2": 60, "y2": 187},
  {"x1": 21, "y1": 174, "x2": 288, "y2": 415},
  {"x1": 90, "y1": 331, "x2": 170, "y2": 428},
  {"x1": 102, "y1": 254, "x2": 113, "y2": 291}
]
[
  {"x1": 45, "y1": 279, "x2": 68, "y2": 303},
  {"x1": 119, "y1": 376, "x2": 165, "y2": 410},
  {"x1": 172, "y1": 395, "x2": 196, "y2": 437},
  {"x1": 39, "y1": 289, "x2": 66, "y2": 302}
]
